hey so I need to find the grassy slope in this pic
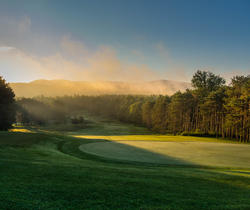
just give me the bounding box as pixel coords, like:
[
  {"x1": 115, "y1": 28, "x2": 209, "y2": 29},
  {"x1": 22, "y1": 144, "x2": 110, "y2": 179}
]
[{"x1": 1, "y1": 122, "x2": 250, "y2": 209}]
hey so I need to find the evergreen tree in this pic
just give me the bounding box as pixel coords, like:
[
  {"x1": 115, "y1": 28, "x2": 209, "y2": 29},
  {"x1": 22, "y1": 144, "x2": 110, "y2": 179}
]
[
  {"x1": 0, "y1": 76, "x2": 16, "y2": 130},
  {"x1": 225, "y1": 76, "x2": 250, "y2": 142}
]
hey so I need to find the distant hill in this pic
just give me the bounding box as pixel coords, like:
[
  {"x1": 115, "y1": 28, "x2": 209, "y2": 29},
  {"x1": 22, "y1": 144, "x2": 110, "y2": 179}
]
[{"x1": 10, "y1": 79, "x2": 191, "y2": 98}]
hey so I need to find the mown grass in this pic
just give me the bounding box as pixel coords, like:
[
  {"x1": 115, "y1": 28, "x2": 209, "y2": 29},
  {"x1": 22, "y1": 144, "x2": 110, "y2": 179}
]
[
  {"x1": 0, "y1": 131, "x2": 250, "y2": 209},
  {"x1": 79, "y1": 140, "x2": 250, "y2": 168},
  {"x1": 1, "y1": 121, "x2": 250, "y2": 209}
]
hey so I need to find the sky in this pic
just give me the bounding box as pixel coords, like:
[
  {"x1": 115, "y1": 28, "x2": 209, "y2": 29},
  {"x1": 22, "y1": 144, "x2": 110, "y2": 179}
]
[{"x1": 0, "y1": 0, "x2": 250, "y2": 82}]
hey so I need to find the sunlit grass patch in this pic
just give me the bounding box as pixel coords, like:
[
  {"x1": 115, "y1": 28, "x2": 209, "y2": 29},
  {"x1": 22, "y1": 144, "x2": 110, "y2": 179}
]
[
  {"x1": 9, "y1": 128, "x2": 33, "y2": 133},
  {"x1": 219, "y1": 169, "x2": 250, "y2": 178},
  {"x1": 73, "y1": 134, "x2": 236, "y2": 143}
]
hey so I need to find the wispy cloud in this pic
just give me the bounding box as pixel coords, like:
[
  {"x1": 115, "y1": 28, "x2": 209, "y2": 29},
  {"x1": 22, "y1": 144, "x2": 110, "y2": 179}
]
[
  {"x1": 0, "y1": 36, "x2": 160, "y2": 81},
  {"x1": 0, "y1": 46, "x2": 15, "y2": 52}
]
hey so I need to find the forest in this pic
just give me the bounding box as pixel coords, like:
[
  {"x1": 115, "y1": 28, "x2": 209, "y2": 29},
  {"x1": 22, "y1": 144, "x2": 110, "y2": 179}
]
[{"x1": 15, "y1": 71, "x2": 250, "y2": 142}]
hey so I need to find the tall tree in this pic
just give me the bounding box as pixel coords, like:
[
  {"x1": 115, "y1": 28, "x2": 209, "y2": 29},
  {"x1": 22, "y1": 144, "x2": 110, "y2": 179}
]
[
  {"x1": 225, "y1": 75, "x2": 250, "y2": 142},
  {"x1": 191, "y1": 70, "x2": 226, "y2": 94},
  {"x1": 200, "y1": 87, "x2": 227, "y2": 136},
  {"x1": 0, "y1": 76, "x2": 16, "y2": 130},
  {"x1": 191, "y1": 70, "x2": 226, "y2": 133},
  {"x1": 151, "y1": 95, "x2": 170, "y2": 133}
]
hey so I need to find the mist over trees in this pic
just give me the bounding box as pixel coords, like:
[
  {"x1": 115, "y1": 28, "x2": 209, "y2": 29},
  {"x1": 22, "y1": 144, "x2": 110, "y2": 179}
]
[
  {"x1": 16, "y1": 98, "x2": 67, "y2": 125},
  {"x1": 0, "y1": 76, "x2": 16, "y2": 130},
  {"x1": 16, "y1": 71, "x2": 250, "y2": 142}
]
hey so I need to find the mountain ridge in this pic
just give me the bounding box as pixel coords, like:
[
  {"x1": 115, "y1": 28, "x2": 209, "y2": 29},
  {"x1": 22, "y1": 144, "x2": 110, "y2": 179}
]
[{"x1": 10, "y1": 79, "x2": 191, "y2": 98}]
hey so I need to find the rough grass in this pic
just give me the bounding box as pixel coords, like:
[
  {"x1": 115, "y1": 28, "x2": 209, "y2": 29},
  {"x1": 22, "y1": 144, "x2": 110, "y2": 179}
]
[{"x1": 1, "y1": 119, "x2": 250, "y2": 209}]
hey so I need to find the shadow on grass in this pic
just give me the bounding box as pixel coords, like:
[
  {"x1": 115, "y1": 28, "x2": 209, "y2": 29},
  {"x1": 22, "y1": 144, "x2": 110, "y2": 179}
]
[
  {"x1": 71, "y1": 135, "x2": 250, "y2": 170},
  {"x1": 63, "y1": 136, "x2": 217, "y2": 169},
  {"x1": 0, "y1": 131, "x2": 51, "y2": 147},
  {"x1": 79, "y1": 140, "x2": 194, "y2": 166}
]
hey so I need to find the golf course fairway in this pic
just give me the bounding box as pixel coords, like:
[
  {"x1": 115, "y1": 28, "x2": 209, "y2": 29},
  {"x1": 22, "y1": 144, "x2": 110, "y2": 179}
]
[{"x1": 1, "y1": 126, "x2": 250, "y2": 209}]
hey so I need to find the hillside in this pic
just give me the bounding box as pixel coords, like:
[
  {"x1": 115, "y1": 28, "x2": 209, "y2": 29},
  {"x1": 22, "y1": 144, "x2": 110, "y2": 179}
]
[{"x1": 10, "y1": 80, "x2": 191, "y2": 97}]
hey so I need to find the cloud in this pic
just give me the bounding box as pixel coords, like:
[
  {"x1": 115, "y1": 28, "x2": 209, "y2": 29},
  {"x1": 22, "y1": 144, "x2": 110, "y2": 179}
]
[
  {"x1": 38, "y1": 38, "x2": 160, "y2": 81},
  {"x1": 0, "y1": 16, "x2": 31, "y2": 47},
  {"x1": 0, "y1": 15, "x2": 60, "y2": 57},
  {"x1": 0, "y1": 16, "x2": 183, "y2": 82},
  {"x1": 0, "y1": 36, "x2": 161, "y2": 82},
  {"x1": 0, "y1": 47, "x2": 54, "y2": 81},
  {"x1": 5, "y1": 16, "x2": 245, "y2": 83},
  {"x1": 0, "y1": 16, "x2": 187, "y2": 82},
  {"x1": 60, "y1": 36, "x2": 88, "y2": 58},
  {"x1": 0, "y1": 15, "x2": 163, "y2": 82},
  {"x1": 1, "y1": 15, "x2": 248, "y2": 84},
  {"x1": 0, "y1": 46, "x2": 15, "y2": 52}
]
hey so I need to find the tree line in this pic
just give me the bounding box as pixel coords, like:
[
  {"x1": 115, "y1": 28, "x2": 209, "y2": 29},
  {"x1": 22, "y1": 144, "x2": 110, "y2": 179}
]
[
  {"x1": 15, "y1": 71, "x2": 249, "y2": 142},
  {"x1": 1, "y1": 71, "x2": 249, "y2": 142}
]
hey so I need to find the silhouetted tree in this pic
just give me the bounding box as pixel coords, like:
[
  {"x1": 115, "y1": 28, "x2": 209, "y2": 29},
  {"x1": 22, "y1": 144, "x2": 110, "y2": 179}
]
[{"x1": 0, "y1": 76, "x2": 15, "y2": 130}]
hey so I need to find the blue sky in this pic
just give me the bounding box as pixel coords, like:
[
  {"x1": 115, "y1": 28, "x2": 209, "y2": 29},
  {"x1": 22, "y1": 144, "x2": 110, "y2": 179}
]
[{"x1": 0, "y1": 0, "x2": 249, "y2": 82}]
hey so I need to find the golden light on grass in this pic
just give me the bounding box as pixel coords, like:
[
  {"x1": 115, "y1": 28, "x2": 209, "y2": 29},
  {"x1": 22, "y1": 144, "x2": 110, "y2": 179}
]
[
  {"x1": 73, "y1": 135, "x2": 235, "y2": 143},
  {"x1": 9, "y1": 128, "x2": 33, "y2": 133}
]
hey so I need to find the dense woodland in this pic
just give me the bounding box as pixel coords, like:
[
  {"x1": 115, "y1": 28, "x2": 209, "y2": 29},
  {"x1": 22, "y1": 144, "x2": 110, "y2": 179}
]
[{"x1": 16, "y1": 71, "x2": 250, "y2": 142}]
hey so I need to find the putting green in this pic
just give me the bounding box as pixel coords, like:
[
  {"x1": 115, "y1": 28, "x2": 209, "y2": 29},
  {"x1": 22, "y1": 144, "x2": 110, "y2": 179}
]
[{"x1": 79, "y1": 140, "x2": 250, "y2": 168}]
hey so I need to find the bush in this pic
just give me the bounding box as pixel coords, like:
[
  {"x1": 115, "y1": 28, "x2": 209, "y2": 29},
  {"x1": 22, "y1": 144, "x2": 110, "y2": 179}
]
[
  {"x1": 71, "y1": 116, "x2": 85, "y2": 125},
  {"x1": 181, "y1": 131, "x2": 217, "y2": 137}
]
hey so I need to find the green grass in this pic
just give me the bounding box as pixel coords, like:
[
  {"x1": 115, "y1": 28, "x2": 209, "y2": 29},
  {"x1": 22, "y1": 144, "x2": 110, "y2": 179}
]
[
  {"x1": 1, "y1": 120, "x2": 250, "y2": 209},
  {"x1": 79, "y1": 140, "x2": 250, "y2": 168}
]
